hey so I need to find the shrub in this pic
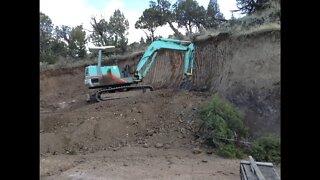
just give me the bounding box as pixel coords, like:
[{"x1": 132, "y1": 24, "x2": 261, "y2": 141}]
[
  {"x1": 218, "y1": 144, "x2": 245, "y2": 158},
  {"x1": 199, "y1": 94, "x2": 248, "y2": 158},
  {"x1": 250, "y1": 134, "x2": 280, "y2": 164},
  {"x1": 40, "y1": 52, "x2": 57, "y2": 64},
  {"x1": 199, "y1": 94, "x2": 248, "y2": 141}
]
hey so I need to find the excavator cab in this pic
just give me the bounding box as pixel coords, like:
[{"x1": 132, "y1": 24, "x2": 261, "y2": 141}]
[{"x1": 84, "y1": 46, "x2": 134, "y2": 89}]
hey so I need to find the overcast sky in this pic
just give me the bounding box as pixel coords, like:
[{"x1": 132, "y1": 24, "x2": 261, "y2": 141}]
[{"x1": 40, "y1": 0, "x2": 242, "y2": 44}]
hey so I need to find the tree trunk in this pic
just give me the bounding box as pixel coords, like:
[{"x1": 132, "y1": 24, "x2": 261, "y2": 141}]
[
  {"x1": 63, "y1": 35, "x2": 70, "y2": 45},
  {"x1": 115, "y1": 35, "x2": 118, "y2": 46},
  {"x1": 196, "y1": 24, "x2": 200, "y2": 32},
  {"x1": 188, "y1": 22, "x2": 192, "y2": 34},
  {"x1": 167, "y1": 21, "x2": 186, "y2": 40},
  {"x1": 151, "y1": 29, "x2": 155, "y2": 41}
]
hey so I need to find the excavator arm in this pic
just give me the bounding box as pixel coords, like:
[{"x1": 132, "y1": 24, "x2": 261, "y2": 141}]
[{"x1": 134, "y1": 38, "x2": 195, "y2": 81}]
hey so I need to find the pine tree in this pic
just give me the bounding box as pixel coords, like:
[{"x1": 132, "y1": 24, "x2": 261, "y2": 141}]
[{"x1": 205, "y1": 0, "x2": 225, "y2": 28}]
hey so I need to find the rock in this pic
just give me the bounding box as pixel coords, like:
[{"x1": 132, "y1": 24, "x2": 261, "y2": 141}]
[
  {"x1": 192, "y1": 107, "x2": 197, "y2": 111},
  {"x1": 206, "y1": 150, "x2": 213, "y2": 154},
  {"x1": 120, "y1": 139, "x2": 127, "y2": 146},
  {"x1": 57, "y1": 102, "x2": 67, "y2": 109},
  {"x1": 201, "y1": 85, "x2": 208, "y2": 91},
  {"x1": 202, "y1": 159, "x2": 208, "y2": 163},
  {"x1": 143, "y1": 143, "x2": 149, "y2": 148},
  {"x1": 180, "y1": 128, "x2": 186, "y2": 134},
  {"x1": 158, "y1": 114, "x2": 163, "y2": 118},
  {"x1": 71, "y1": 100, "x2": 76, "y2": 103},
  {"x1": 113, "y1": 147, "x2": 120, "y2": 151},
  {"x1": 123, "y1": 162, "x2": 128, "y2": 166},
  {"x1": 164, "y1": 144, "x2": 171, "y2": 149},
  {"x1": 40, "y1": 130, "x2": 44, "y2": 133},
  {"x1": 192, "y1": 147, "x2": 202, "y2": 154},
  {"x1": 131, "y1": 107, "x2": 138, "y2": 113},
  {"x1": 155, "y1": 143, "x2": 164, "y2": 148},
  {"x1": 146, "y1": 129, "x2": 154, "y2": 136}
]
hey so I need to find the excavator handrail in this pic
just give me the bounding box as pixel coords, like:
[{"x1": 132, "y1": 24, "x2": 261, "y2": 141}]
[{"x1": 88, "y1": 46, "x2": 115, "y2": 51}]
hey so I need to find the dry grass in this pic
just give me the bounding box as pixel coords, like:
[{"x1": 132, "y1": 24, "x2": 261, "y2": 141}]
[
  {"x1": 40, "y1": 50, "x2": 145, "y2": 71},
  {"x1": 193, "y1": 22, "x2": 279, "y2": 43},
  {"x1": 40, "y1": 57, "x2": 96, "y2": 71},
  {"x1": 193, "y1": 6, "x2": 280, "y2": 42},
  {"x1": 233, "y1": 23, "x2": 280, "y2": 37},
  {"x1": 108, "y1": 50, "x2": 144, "y2": 62}
]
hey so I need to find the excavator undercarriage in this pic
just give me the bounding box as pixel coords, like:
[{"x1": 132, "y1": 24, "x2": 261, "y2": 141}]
[{"x1": 87, "y1": 84, "x2": 154, "y2": 102}]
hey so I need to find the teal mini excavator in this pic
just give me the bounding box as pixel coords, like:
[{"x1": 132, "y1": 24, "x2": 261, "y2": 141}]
[{"x1": 84, "y1": 38, "x2": 195, "y2": 102}]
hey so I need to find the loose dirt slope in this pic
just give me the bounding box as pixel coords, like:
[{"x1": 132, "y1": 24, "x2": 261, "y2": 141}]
[{"x1": 41, "y1": 89, "x2": 247, "y2": 179}]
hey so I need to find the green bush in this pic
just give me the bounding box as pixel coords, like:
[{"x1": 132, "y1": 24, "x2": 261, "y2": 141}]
[
  {"x1": 199, "y1": 94, "x2": 248, "y2": 158},
  {"x1": 250, "y1": 134, "x2": 280, "y2": 164},
  {"x1": 218, "y1": 144, "x2": 245, "y2": 158},
  {"x1": 199, "y1": 94, "x2": 248, "y2": 141},
  {"x1": 199, "y1": 94, "x2": 280, "y2": 162},
  {"x1": 40, "y1": 52, "x2": 57, "y2": 64}
]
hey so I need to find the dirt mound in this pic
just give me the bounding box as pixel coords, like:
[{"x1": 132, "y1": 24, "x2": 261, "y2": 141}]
[
  {"x1": 40, "y1": 66, "x2": 88, "y2": 112},
  {"x1": 40, "y1": 89, "x2": 208, "y2": 155}
]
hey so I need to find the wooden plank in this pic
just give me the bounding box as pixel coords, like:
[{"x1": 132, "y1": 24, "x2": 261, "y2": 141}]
[
  {"x1": 240, "y1": 160, "x2": 274, "y2": 167},
  {"x1": 259, "y1": 166, "x2": 281, "y2": 180},
  {"x1": 242, "y1": 164, "x2": 258, "y2": 180},
  {"x1": 240, "y1": 165, "x2": 248, "y2": 180},
  {"x1": 240, "y1": 161, "x2": 281, "y2": 180},
  {"x1": 249, "y1": 156, "x2": 266, "y2": 180}
]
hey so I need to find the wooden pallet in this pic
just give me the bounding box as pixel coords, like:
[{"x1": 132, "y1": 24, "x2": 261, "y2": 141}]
[{"x1": 240, "y1": 156, "x2": 280, "y2": 180}]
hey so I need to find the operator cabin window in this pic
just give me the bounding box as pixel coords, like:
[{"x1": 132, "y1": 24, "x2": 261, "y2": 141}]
[{"x1": 85, "y1": 68, "x2": 89, "y2": 76}]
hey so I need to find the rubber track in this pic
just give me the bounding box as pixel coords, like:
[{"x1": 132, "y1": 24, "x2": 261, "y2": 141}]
[{"x1": 95, "y1": 85, "x2": 154, "y2": 102}]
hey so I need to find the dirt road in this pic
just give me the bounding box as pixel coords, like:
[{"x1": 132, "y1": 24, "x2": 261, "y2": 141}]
[{"x1": 41, "y1": 146, "x2": 241, "y2": 180}]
